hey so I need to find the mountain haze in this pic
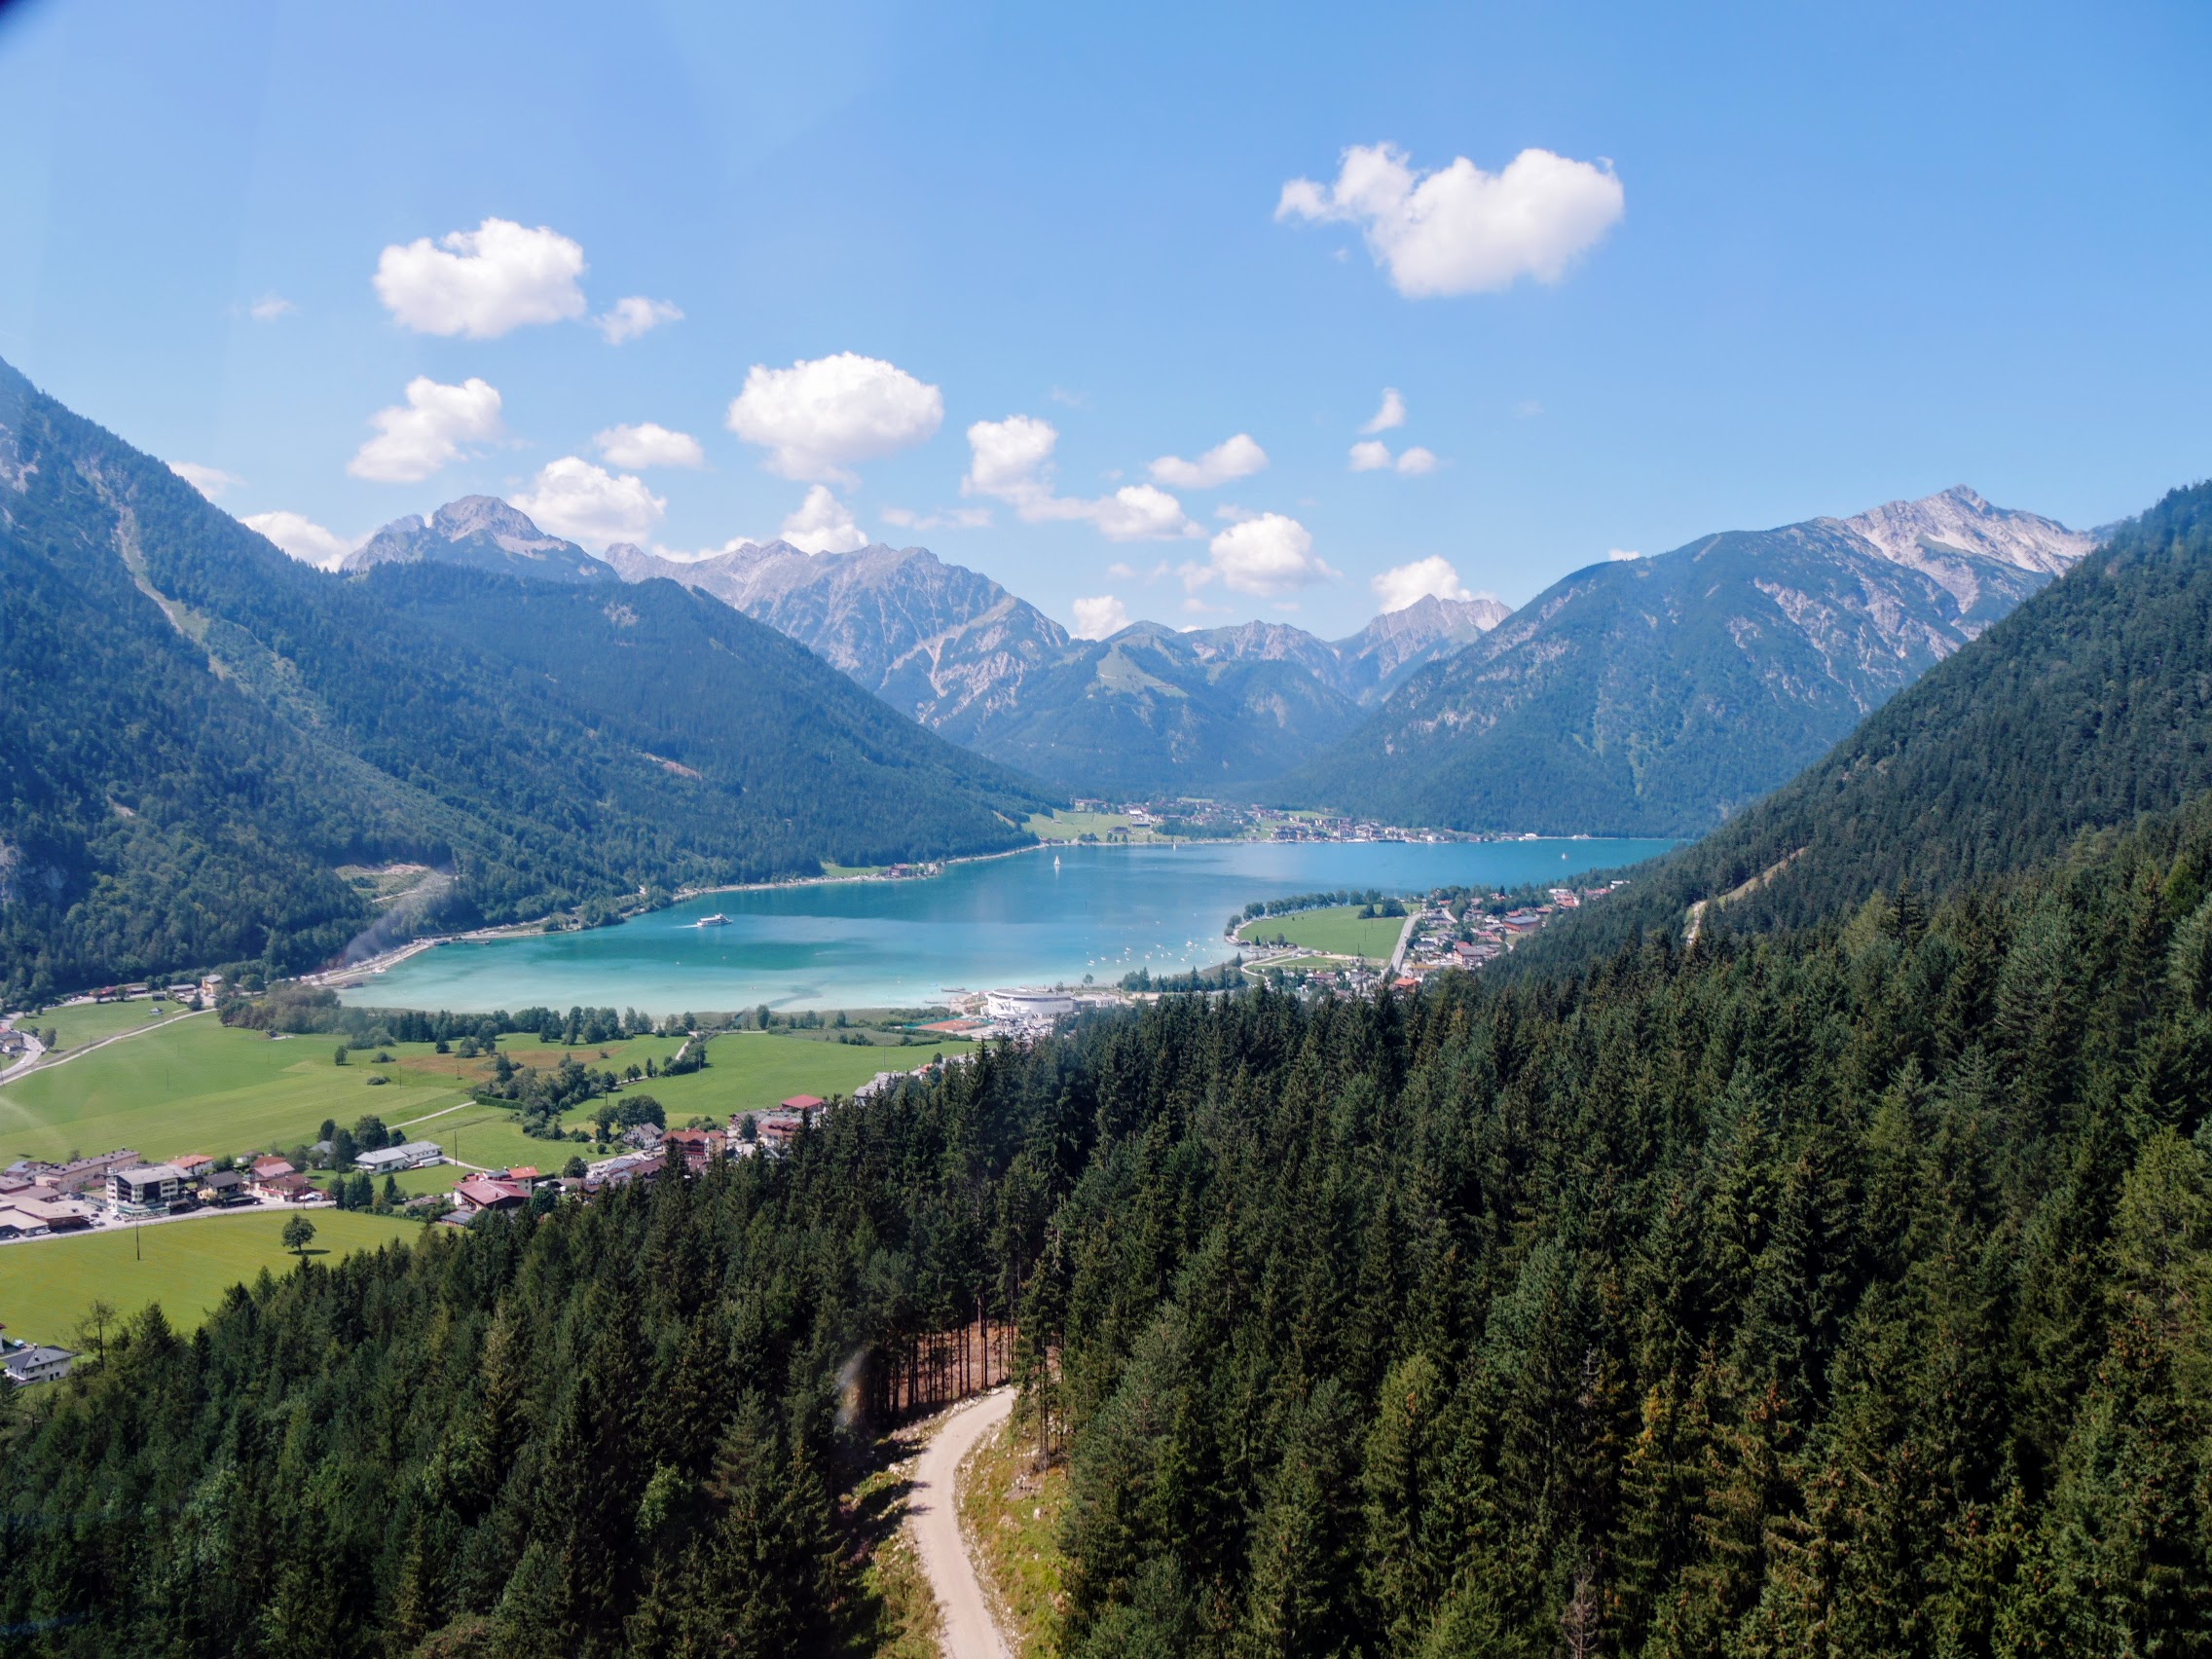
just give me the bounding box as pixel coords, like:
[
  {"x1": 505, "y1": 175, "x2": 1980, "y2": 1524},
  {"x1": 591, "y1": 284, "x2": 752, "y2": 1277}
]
[{"x1": 1281, "y1": 490, "x2": 2095, "y2": 834}]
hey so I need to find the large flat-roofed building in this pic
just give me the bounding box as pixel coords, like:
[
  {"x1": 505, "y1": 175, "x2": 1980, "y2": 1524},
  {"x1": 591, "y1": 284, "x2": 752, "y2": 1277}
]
[
  {"x1": 51, "y1": 1149, "x2": 143, "y2": 1196},
  {"x1": 109, "y1": 1163, "x2": 186, "y2": 1208},
  {"x1": 0, "y1": 1193, "x2": 94, "y2": 1237},
  {"x1": 985, "y1": 988, "x2": 1075, "y2": 1021},
  {"x1": 355, "y1": 1140, "x2": 442, "y2": 1174}
]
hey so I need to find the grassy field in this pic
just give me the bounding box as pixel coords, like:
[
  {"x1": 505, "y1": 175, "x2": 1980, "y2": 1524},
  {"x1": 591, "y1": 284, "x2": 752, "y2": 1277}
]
[
  {"x1": 0, "y1": 1015, "x2": 968, "y2": 1176},
  {"x1": 1237, "y1": 904, "x2": 1409, "y2": 960},
  {"x1": 0, "y1": 1020, "x2": 473, "y2": 1166},
  {"x1": 819, "y1": 862, "x2": 888, "y2": 881},
  {"x1": 0, "y1": 1210, "x2": 421, "y2": 1345},
  {"x1": 1025, "y1": 809, "x2": 1162, "y2": 843},
  {"x1": 626, "y1": 1031, "x2": 968, "y2": 1120},
  {"x1": 389, "y1": 1096, "x2": 572, "y2": 1173},
  {"x1": 23, "y1": 999, "x2": 197, "y2": 1053}
]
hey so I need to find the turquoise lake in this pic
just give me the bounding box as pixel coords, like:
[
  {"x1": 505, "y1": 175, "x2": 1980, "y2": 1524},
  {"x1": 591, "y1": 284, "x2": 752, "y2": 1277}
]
[{"x1": 346, "y1": 838, "x2": 1676, "y2": 1015}]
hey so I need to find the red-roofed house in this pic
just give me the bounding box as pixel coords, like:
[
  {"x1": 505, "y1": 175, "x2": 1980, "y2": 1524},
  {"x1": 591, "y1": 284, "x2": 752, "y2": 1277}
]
[
  {"x1": 779, "y1": 1094, "x2": 825, "y2": 1113},
  {"x1": 251, "y1": 1156, "x2": 295, "y2": 1181},
  {"x1": 454, "y1": 1174, "x2": 532, "y2": 1214}
]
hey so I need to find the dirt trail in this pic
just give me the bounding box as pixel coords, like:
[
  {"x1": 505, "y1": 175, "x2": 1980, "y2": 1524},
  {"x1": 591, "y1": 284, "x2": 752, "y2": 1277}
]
[{"x1": 909, "y1": 1386, "x2": 1015, "y2": 1659}]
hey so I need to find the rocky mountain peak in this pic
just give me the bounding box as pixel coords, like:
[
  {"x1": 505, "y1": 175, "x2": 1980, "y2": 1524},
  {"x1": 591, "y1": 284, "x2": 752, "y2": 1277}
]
[
  {"x1": 1839, "y1": 485, "x2": 2097, "y2": 577},
  {"x1": 428, "y1": 495, "x2": 574, "y2": 556},
  {"x1": 343, "y1": 498, "x2": 614, "y2": 584}
]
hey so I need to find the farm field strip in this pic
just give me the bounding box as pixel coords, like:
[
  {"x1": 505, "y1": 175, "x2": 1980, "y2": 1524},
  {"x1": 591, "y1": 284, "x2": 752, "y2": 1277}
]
[{"x1": 0, "y1": 1211, "x2": 421, "y2": 1345}]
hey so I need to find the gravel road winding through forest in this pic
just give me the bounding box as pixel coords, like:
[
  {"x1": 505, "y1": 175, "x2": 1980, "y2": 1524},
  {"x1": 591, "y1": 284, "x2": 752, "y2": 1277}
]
[{"x1": 909, "y1": 1386, "x2": 1015, "y2": 1658}]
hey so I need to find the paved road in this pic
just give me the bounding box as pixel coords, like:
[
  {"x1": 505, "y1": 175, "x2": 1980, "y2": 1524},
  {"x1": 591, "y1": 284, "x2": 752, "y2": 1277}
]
[
  {"x1": 1387, "y1": 908, "x2": 1421, "y2": 976},
  {"x1": 910, "y1": 1387, "x2": 1015, "y2": 1659}
]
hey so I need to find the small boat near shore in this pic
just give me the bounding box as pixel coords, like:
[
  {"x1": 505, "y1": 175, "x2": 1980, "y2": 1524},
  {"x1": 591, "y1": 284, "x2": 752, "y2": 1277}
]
[{"x1": 692, "y1": 913, "x2": 730, "y2": 928}]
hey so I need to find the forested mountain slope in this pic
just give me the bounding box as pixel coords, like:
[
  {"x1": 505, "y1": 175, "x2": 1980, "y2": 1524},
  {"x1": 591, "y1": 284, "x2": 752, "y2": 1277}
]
[
  {"x1": 1279, "y1": 492, "x2": 2089, "y2": 835},
  {"x1": 0, "y1": 359, "x2": 1048, "y2": 999},
  {"x1": 12, "y1": 781, "x2": 2212, "y2": 1655},
  {"x1": 1512, "y1": 477, "x2": 2212, "y2": 973}
]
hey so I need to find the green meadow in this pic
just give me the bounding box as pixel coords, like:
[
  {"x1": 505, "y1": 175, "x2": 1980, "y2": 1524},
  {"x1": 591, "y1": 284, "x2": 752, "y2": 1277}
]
[
  {"x1": 1026, "y1": 809, "x2": 1160, "y2": 842},
  {"x1": 27, "y1": 999, "x2": 197, "y2": 1053},
  {"x1": 0, "y1": 1210, "x2": 420, "y2": 1345},
  {"x1": 0, "y1": 1016, "x2": 971, "y2": 1176},
  {"x1": 1236, "y1": 904, "x2": 1409, "y2": 960},
  {"x1": 563, "y1": 1030, "x2": 969, "y2": 1123},
  {"x1": 0, "y1": 1019, "x2": 472, "y2": 1165}
]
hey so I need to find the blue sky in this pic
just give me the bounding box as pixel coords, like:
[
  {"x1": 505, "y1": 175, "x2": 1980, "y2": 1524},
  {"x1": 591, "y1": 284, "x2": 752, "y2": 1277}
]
[{"x1": 2, "y1": 0, "x2": 2206, "y2": 635}]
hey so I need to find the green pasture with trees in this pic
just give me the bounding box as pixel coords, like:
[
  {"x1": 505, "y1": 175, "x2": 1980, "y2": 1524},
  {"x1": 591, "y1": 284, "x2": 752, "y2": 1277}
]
[
  {"x1": 0, "y1": 1210, "x2": 416, "y2": 1345},
  {"x1": 1235, "y1": 902, "x2": 1407, "y2": 959}
]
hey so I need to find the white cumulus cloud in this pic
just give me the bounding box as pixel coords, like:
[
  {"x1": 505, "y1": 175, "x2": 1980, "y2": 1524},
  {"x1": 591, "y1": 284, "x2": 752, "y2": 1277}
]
[
  {"x1": 1149, "y1": 433, "x2": 1269, "y2": 490},
  {"x1": 510, "y1": 458, "x2": 666, "y2": 550},
  {"x1": 595, "y1": 422, "x2": 704, "y2": 469},
  {"x1": 1185, "y1": 512, "x2": 1337, "y2": 598},
  {"x1": 726, "y1": 352, "x2": 942, "y2": 484},
  {"x1": 243, "y1": 510, "x2": 353, "y2": 569},
  {"x1": 1609, "y1": 548, "x2": 1642, "y2": 561},
  {"x1": 374, "y1": 218, "x2": 588, "y2": 339},
  {"x1": 1349, "y1": 439, "x2": 1437, "y2": 475},
  {"x1": 596, "y1": 296, "x2": 682, "y2": 345},
  {"x1": 1362, "y1": 388, "x2": 1407, "y2": 433},
  {"x1": 1278, "y1": 142, "x2": 1624, "y2": 297},
  {"x1": 348, "y1": 377, "x2": 504, "y2": 483},
  {"x1": 169, "y1": 461, "x2": 241, "y2": 499},
  {"x1": 963, "y1": 415, "x2": 1198, "y2": 542},
  {"x1": 1071, "y1": 595, "x2": 1132, "y2": 640},
  {"x1": 778, "y1": 485, "x2": 870, "y2": 555},
  {"x1": 1372, "y1": 555, "x2": 1473, "y2": 612}
]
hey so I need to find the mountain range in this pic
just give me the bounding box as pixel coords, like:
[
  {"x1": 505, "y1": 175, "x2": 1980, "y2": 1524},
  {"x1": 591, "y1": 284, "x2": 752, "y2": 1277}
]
[
  {"x1": 1508, "y1": 475, "x2": 2212, "y2": 972},
  {"x1": 0, "y1": 359, "x2": 1048, "y2": 1000},
  {"x1": 1279, "y1": 485, "x2": 2097, "y2": 836},
  {"x1": 385, "y1": 487, "x2": 2086, "y2": 819},
  {"x1": 598, "y1": 538, "x2": 1508, "y2": 793}
]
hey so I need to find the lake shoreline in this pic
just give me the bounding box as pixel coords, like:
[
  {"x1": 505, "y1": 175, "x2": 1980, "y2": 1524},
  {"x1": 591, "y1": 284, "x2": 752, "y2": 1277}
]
[{"x1": 332, "y1": 838, "x2": 1678, "y2": 1018}]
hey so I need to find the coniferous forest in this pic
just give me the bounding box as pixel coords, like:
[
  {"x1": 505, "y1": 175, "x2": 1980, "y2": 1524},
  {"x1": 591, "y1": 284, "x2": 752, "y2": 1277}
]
[{"x1": 7, "y1": 769, "x2": 2212, "y2": 1655}]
